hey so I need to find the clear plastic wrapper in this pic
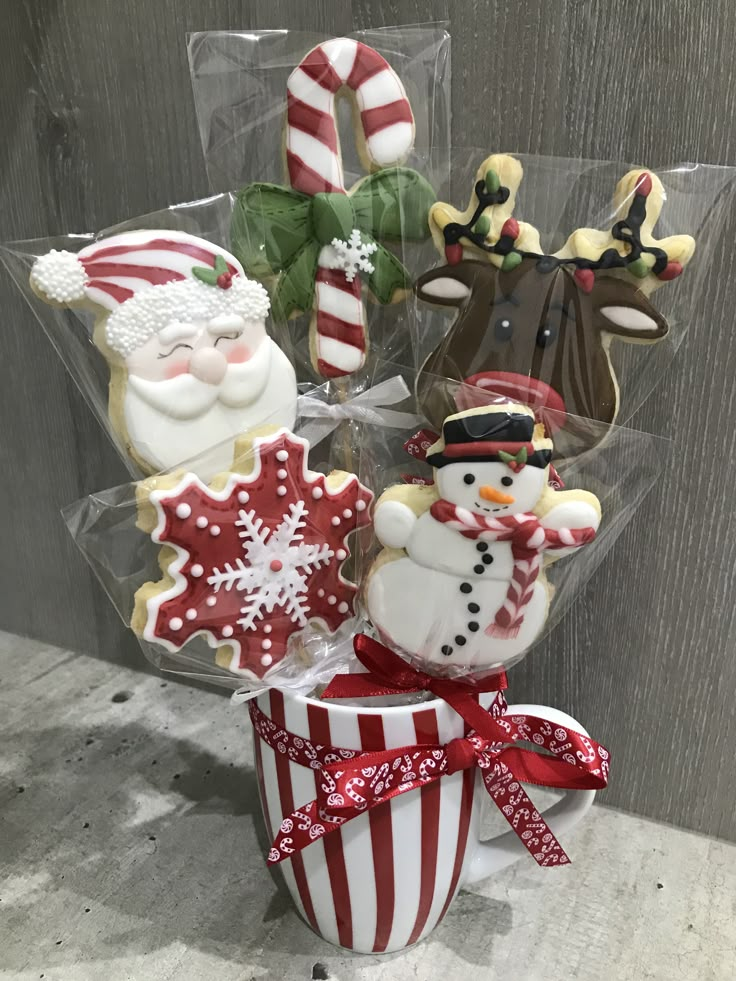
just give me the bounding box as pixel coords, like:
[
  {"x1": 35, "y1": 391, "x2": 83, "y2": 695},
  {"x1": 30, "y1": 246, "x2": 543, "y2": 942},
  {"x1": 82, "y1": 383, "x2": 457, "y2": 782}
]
[
  {"x1": 410, "y1": 152, "x2": 736, "y2": 442},
  {"x1": 62, "y1": 377, "x2": 422, "y2": 694},
  {"x1": 356, "y1": 366, "x2": 669, "y2": 678}
]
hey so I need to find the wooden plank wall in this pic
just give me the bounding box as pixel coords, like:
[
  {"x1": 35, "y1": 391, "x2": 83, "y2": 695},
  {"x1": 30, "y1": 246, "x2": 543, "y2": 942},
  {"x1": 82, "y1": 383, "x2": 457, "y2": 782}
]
[{"x1": 2, "y1": 0, "x2": 735, "y2": 840}]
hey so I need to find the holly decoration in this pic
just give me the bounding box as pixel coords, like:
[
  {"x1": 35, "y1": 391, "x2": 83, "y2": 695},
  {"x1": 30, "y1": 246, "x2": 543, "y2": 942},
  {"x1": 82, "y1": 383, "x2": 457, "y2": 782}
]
[
  {"x1": 231, "y1": 168, "x2": 436, "y2": 322},
  {"x1": 193, "y1": 254, "x2": 234, "y2": 290},
  {"x1": 442, "y1": 169, "x2": 684, "y2": 286},
  {"x1": 498, "y1": 446, "x2": 528, "y2": 472},
  {"x1": 136, "y1": 430, "x2": 373, "y2": 679}
]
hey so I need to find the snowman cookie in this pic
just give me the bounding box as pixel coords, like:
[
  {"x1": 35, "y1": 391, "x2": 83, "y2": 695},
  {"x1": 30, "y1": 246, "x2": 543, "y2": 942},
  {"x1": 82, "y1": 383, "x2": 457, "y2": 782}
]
[
  {"x1": 132, "y1": 426, "x2": 372, "y2": 680},
  {"x1": 30, "y1": 230, "x2": 297, "y2": 478},
  {"x1": 365, "y1": 404, "x2": 601, "y2": 670}
]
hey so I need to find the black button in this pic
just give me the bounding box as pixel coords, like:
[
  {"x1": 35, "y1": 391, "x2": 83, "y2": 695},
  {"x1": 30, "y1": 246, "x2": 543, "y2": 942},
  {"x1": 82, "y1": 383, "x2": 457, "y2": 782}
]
[
  {"x1": 455, "y1": 635, "x2": 467, "y2": 646},
  {"x1": 441, "y1": 645, "x2": 453, "y2": 657},
  {"x1": 474, "y1": 564, "x2": 485, "y2": 574},
  {"x1": 476, "y1": 542, "x2": 488, "y2": 552},
  {"x1": 460, "y1": 582, "x2": 472, "y2": 594},
  {"x1": 482, "y1": 554, "x2": 494, "y2": 565},
  {"x1": 468, "y1": 602, "x2": 480, "y2": 613},
  {"x1": 468, "y1": 621, "x2": 479, "y2": 632}
]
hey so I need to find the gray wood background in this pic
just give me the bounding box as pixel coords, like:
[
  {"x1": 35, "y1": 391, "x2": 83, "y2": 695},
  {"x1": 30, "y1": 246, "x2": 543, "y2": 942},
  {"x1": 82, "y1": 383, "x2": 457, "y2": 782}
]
[{"x1": 2, "y1": 0, "x2": 735, "y2": 840}]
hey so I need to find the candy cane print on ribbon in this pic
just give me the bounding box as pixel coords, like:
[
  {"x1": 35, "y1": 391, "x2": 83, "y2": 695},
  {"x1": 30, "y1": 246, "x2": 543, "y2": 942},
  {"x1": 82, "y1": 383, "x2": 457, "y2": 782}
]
[{"x1": 232, "y1": 39, "x2": 435, "y2": 379}]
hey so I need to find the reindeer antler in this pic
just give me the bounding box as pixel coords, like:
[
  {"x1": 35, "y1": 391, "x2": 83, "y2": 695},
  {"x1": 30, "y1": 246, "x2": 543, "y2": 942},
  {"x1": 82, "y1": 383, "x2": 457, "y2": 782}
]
[{"x1": 430, "y1": 155, "x2": 696, "y2": 293}]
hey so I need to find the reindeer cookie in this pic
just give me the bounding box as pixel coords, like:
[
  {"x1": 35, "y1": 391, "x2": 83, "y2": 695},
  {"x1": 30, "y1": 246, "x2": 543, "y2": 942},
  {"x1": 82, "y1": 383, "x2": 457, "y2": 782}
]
[
  {"x1": 30, "y1": 231, "x2": 297, "y2": 478},
  {"x1": 365, "y1": 404, "x2": 600, "y2": 670},
  {"x1": 231, "y1": 38, "x2": 435, "y2": 379},
  {"x1": 415, "y1": 155, "x2": 696, "y2": 431}
]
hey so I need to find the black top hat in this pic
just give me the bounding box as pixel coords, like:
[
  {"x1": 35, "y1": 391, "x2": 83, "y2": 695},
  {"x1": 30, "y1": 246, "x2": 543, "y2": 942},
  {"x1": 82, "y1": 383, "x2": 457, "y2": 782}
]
[{"x1": 426, "y1": 410, "x2": 552, "y2": 469}]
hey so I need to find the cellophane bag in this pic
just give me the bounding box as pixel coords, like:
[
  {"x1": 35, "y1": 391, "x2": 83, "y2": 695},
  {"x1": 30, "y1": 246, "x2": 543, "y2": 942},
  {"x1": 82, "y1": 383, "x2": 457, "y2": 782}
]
[
  {"x1": 187, "y1": 27, "x2": 451, "y2": 388},
  {"x1": 409, "y1": 150, "x2": 736, "y2": 437},
  {"x1": 62, "y1": 375, "x2": 422, "y2": 695},
  {"x1": 356, "y1": 366, "x2": 669, "y2": 679}
]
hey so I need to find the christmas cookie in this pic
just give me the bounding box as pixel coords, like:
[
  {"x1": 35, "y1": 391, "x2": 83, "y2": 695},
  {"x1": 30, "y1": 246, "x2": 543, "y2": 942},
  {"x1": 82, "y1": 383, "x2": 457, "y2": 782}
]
[
  {"x1": 414, "y1": 154, "x2": 696, "y2": 431},
  {"x1": 30, "y1": 230, "x2": 298, "y2": 477},
  {"x1": 132, "y1": 427, "x2": 372, "y2": 679},
  {"x1": 232, "y1": 37, "x2": 435, "y2": 378},
  {"x1": 365, "y1": 404, "x2": 600, "y2": 670}
]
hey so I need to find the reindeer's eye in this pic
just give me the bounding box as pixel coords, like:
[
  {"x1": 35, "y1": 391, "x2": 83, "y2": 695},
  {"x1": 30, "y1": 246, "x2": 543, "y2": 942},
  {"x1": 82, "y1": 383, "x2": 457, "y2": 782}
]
[
  {"x1": 494, "y1": 317, "x2": 513, "y2": 343},
  {"x1": 536, "y1": 323, "x2": 558, "y2": 348}
]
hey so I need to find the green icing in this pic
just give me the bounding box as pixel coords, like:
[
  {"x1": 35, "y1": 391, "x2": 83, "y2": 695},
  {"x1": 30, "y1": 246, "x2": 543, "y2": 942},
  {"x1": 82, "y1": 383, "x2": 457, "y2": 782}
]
[
  {"x1": 501, "y1": 251, "x2": 522, "y2": 271},
  {"x1": 271, "y1": 240, "x2": 320, "y2": 322},
  {"x1": 485, "y1": 169, "x2": 501, "y2": 193},
  {"x1": 311, "y1": 193, "x2": 355, "y2": 245},
  {"x1": 351, "y1": 168, "x2": 436, "y2": 240},
  {"x1": 231, "y1": 183, "x2": 311, "y2": 278},
  {"x1": 473, "y1": 215, "x2": 491, "y2": 237},
  {"x1": 367, "y1": 244, "x2": 411, "y2": 304},
  {"x1": 629, "y1": 257, "x2": 649, "y2": 278}
]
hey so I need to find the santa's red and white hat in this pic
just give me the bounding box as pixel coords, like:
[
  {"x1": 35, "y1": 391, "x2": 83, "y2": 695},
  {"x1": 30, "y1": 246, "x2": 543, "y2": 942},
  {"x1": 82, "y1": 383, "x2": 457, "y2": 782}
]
[{"x1": 30, "y1": 230, "x2": 270, "y2": 357}]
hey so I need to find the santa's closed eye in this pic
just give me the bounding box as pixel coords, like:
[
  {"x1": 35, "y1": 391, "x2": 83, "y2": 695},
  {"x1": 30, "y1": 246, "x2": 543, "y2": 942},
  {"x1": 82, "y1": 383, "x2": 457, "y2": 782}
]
[{"x1": 157, "y1": 343, "x2": 193, "y2": 359}]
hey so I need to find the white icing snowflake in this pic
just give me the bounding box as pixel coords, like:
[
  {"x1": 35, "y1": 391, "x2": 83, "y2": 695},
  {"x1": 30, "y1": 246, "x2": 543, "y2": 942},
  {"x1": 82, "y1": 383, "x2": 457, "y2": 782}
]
[
  {"x1": 207, "y1": 500, "x2": 334, "y2": 631},
  {"x1": 328, "y1": 229, "x2": 378, "y2": 283}
]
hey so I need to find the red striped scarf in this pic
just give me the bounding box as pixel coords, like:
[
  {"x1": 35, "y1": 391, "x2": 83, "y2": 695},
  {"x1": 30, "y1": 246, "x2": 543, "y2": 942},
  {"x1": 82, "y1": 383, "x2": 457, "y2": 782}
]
[{"x1": 429, "y1": 499, "x2": 596, "y2": 638}]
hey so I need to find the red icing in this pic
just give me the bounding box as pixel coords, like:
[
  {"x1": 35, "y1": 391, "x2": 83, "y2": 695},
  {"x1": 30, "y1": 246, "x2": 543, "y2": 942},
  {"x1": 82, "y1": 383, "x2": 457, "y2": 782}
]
[
  {"x1": 637, "y1": 172, "x2": 653, "y2": 197},
  {"x1": 146, "y1": 431, "x2": 373, "y2": 678},
  {"x1": 658, "y1": 261, "x2": 683, "y2": 281},
  {"x1": 216, "y1": 272, "x2": 233, "y2": 289},
  {"x1": 573, "y1": 268, "x2": 595, "y2": 293},
  {"x1": 500, "y1": 218, "x2": 519, "y2": 240},
  {"x1": 445, "y1": 244, "x2": 463, "y2": 265},
  {"x1": 226, "y1": 345, "x2": 251, "y2": 363},
  {"x1": 457, "y1": 372, "x2": 567, "y2": 434}
]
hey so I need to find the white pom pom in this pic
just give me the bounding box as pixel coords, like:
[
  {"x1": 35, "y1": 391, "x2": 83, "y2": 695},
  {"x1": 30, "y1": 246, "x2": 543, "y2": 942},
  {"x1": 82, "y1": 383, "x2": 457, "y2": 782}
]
[{"x1": 30, "y1": 250, "x2": 88, "y2": 305}]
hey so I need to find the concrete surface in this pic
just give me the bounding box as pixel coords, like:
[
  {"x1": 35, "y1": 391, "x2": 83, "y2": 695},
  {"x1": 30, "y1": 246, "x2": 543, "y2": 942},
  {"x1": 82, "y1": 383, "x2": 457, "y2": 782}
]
[{"x1": 1, "y1": 629, "x2": 734, "y2": 981}]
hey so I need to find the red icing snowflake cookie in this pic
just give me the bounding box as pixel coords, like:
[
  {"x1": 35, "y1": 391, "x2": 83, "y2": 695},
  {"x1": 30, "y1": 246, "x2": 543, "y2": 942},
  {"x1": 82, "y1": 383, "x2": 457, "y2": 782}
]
[{"x1": 133, "y1": 428, "x2": 372, "y2": 679}]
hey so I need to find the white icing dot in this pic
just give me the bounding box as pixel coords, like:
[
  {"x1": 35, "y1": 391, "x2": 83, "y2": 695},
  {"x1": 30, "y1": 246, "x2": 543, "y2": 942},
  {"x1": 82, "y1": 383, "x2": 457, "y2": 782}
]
[
  {"x1": 331, "y1": 516, "x2": 340, "y2": 526},
  {"x1": 343, "y1": 509, "x2": 352, "y2": 519},
  {"x1": 327, "y1": 595, "x2": 337, "y2": 605},
  {"x1": 262, "y1": 639, "x2": 272, "y2": 650},
  {"x1": 210, "y1": 525, "x2": 221, "y2": 536},
  {"x1": 277, "y1": 468, "x2": 288, "y2": 480},
  {"x1": 338, "y1": 601, "x2": 349, "y2": 614},
  {"x1": 336, "y1": 549, "x2": 347, "y2": 560},
  {"x1": 312, "y1": 486, "x2": 324, "y2": 499},
  {"x1": 222, "y1": 625, "x2": 234, "y2": 638},
  {"x1": 261, "y1": 654, "x2": 273, "y2": 667},
  {"x1": 186, "y1": 608, "x2": 197, "y2": 621},
  {"x1": 169, "y1": 617, "x2": 183, "y2": 630},
  {"x1": 276, "y1": 486, "x2": 287, "y2": 497},
  {"x1": 196, "y1": 516, "x2": 208, "y2": 529},
  {"x1": 276, "y1": 450, "x2": 289, "y2": 462},
  {"x1": 176, "y1": 503, "x2": 191, "y2": 519},
  {"x1": 206, "y1": 596, "x2": 217, "y2": 607},
  {"x1": 356, "y1": 500, "x2": 367, "y2": 511},
  {"x1": 191, "y1": 564, "x2": 204, "y2": 578},
  {"x1": 238, "y1": 491, "x2": 249, "y2": 504},
  {"x1": 318, "y1": 588, "x2": 325, "y2": 598}
]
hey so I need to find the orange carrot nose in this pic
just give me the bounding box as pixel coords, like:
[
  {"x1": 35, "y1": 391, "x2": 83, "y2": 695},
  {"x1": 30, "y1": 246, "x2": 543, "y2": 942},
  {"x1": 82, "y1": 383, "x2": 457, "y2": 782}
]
[{"x1": 479, "y1": 485, "x2": 515, "y2": 504}]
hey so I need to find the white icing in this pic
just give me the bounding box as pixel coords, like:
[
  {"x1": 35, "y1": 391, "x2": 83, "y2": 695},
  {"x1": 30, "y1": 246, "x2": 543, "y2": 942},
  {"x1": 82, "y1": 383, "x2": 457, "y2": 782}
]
[
  {"x1": 367, "y1": 122, "x2": 415, "y2": 167},
  {"x1": 418, "y1": 277, "x2": 472, "y2": 301},
  {"x1": 316, "y1": 281, "x2": 364, "y2": 325},
  {"x1": 321, "y1": 37, "x2": 358, "y2": 79},
  {"x1": 196, "y1": 516, "x2": 208, "y2": 528},
  {"x1": 169, "y1": 617, "x2": 183, "y2": 631},
  {"x1": 210, "y1": 525, "x2": 221, "y2": 536},
  {"x1": 287, "y1": 127, "x2": 343, "y2": 190},
  {"x1": 30, "y1": 250, "x2": 88, "y2": 303},
  {"x1": 599, "y1": 305, "x2": 660, "y2": 332},
  {"x1": 176, "y1": 503, "x2": 191, "y2": 519},
  {"x1": 327, "y1": 230, "x2": 377, "y2": 283},
  {"x1": 317, "y1": 334, "x2": 365, "y2": 373},
  {"x1": 287, "y1": 67, "x2": 334, "y2": 113},
  {"x1": 373, "y1": 500, "x2": 417, "y2": 550},
  {"x1": 356, "y1": 68, "x2": 403, "y2": 111}
]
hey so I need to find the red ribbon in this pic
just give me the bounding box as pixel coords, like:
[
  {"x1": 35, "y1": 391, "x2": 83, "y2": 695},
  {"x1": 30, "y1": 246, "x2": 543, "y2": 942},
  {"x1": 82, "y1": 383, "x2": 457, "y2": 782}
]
[
  {"x1": 322, "y1": 634, "x2": 510, "y2": 740},
  {"x1": 251, "y1": 692, "x2": 610, "y2": 868}
]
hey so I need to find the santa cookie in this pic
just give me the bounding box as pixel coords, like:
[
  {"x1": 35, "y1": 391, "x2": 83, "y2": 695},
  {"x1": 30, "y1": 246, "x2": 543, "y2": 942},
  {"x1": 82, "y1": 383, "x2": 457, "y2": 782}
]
[
  {"x1": 232, "y1": 37, "x2": 435, "y2": 378},
  {"x1": 415, "y1": 155, "x2": 696, "y2": 432},
  {"x1": 132, "y1": 427, "x2": 372, "y2": 680},
  {"x1": 365, "y1": 404, "x2": 600, "y2": 670},
  {"x1": 30, "y1": 230, "x2": 297, "y2": 477}
]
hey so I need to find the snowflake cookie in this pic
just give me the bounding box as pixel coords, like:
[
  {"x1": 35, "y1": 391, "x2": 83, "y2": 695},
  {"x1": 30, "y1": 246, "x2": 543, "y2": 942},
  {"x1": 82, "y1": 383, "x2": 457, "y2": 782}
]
[{"x1": 132, "y1": 428, "x2": 373, "y2": 679}]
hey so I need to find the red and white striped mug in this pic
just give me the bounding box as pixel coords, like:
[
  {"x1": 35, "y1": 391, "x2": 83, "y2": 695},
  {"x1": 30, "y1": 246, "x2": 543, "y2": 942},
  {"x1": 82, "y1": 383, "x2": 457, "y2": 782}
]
[{"x1": 252, "y1": 688, "x2": 594, "y2": 954}]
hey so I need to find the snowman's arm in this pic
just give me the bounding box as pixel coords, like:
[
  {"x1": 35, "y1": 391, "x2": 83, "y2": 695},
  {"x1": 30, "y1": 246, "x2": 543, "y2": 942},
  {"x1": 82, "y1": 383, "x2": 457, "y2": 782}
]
[
  {"x1": 373, "y1": 484, "x2": 437, "y2": 550},
  {"x1": 539, "y1": 490, "x2": 601, "y2": 561}
]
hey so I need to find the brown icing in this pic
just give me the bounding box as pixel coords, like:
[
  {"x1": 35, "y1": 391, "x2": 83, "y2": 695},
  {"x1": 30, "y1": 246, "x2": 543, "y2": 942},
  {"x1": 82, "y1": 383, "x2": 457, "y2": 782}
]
[{"x1": 415, "y1": 257, "x2": 669, "y2": 431}]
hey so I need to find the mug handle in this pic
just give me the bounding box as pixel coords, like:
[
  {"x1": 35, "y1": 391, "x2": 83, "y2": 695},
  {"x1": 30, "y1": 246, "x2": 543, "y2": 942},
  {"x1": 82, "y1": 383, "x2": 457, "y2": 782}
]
[{"x1": 464, "y1": 703, "x2": 596, "y2": 884}]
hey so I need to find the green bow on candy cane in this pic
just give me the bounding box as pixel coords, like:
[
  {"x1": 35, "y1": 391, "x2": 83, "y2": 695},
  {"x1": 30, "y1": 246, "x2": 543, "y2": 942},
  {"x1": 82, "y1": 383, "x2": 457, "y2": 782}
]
[{"x1": 231, "y1": 168, "x2": 436, "y2": 323}]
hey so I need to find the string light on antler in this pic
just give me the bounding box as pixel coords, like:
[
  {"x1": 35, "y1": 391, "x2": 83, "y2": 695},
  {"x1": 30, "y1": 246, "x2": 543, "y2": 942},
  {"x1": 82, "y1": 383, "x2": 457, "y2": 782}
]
[{"x1": 441, "y1": 166, "x2": 686, "y2": 293}]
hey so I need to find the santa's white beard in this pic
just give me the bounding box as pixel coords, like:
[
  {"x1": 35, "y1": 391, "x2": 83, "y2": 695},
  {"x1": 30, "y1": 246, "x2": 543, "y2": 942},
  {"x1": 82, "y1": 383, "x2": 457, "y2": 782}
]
[{"x1": 123, "y1": 341, "x2": 297, "y2": 478}]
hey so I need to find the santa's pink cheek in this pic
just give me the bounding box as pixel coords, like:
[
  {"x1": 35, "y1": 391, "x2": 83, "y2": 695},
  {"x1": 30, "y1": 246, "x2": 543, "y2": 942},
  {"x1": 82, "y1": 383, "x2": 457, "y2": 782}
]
[
  {"x1": 226, "y1": 344, "x2": 251, "y2": 364},
  {"x1": 165, "y1": 360, "x2": 191, "y2": 379}
]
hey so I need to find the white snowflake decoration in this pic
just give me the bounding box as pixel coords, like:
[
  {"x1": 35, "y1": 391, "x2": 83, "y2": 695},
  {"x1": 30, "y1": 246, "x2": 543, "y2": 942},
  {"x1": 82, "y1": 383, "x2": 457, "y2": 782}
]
[
  {"x1": 328, "y1": 228, "x2": 378, "y2": 283},
  {"x1": 207, "y1": 500, "x2": 334, "y2": 631}
]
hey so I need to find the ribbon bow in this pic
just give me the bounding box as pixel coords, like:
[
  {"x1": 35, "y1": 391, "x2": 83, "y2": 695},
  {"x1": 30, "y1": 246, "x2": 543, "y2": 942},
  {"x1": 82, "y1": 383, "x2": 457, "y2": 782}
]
[
  {"x1": 322, "y1": 634, "x2": 509, "y2": 738},
  {"x1": 231, "y1": 169, "x2": 436, "y2": 322},
  {"x1": 252, "y1": 691, "x2": 609, "y2": 868},
  {"x1": 498, "y1": 446, "x2": 528, "y2": 472},
  {"x1": 297, "y1": 376, "x2": 424, "y2": 448}
]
